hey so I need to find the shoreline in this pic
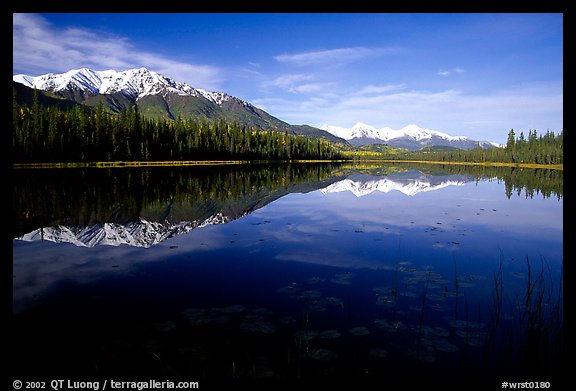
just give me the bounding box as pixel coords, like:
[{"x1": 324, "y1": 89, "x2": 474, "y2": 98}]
[{"x1": 12, "y1": 159, "x2": 563, "y2": 170}]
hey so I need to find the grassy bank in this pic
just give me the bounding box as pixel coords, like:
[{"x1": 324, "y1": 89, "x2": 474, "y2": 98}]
[
  {"x1": 12, "y1": 159, "x2": 348, "y2": 169},
  {"x1": 360, "y1": 159, "x2": 564, "y2": 170},
  {"x1": 12, "y1": 159, "x2": 562, "y2": 170}
]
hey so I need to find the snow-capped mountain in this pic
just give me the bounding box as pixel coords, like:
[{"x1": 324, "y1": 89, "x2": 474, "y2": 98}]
[
  {"x1": 13, "y1": 67, "x2": 239, "y2": 104},
  {"x1": 322, "y1": 122, "x2": 498, "y2": 150},
  {"x1": 13, "y1": 67, "x2": 345, "y2": 143},
  {"x1": 320, "y1": 172, "x2": 472, "y2": 197}
]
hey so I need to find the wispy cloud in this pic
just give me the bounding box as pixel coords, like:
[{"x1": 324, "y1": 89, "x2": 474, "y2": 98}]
[
  {"x1": 263, "y1": 74, "x2": 313, "y2": 89},
  {"x1": 352, "y1": 84, "x2": 407, "y2": 96},
  {"x1": 437, "y1": 67, "x2": 466, "y2": 77},
  {"x1": 291, "y1": 82, "x2": 336, "y2": 94},
  {"x1": 12, "y1": 13, "x2": 223, "y2": 90},
  {"x1": 274, "y1": 46, "x2": 401, "y2": 66},
  {"x1": 261, "y1": 74, "x2": 337, "y2": 95}
]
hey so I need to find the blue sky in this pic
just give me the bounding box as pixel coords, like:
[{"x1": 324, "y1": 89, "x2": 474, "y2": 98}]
[{"x1": 13, "y1": 13, "x2": 563, "y2": 144}]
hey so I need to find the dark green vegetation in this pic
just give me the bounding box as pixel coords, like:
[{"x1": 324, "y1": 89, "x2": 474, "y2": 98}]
[
  {"x1": 378, "y1": 129, "x2": 563, "y2": 165},
  {"x1": 487, "y1": 255, "x2": 563, "y2": 379},
  {"x1": 336, "y1": 143, "x2": 409, "y2": 160},
  {"x1": 418, "y1": 145, "x2": 463, "y2": 152},
  {"x1": 13, "y1": 87, "x2": 344, "y2": 162},
  {"x1": 12, "y1": 80, "x2": 345, "y2": 143}
]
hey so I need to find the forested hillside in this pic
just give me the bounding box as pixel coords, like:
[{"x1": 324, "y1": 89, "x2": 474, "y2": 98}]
[{"x1": 13, "y1": 88, "x2": 345, "y2": 163}]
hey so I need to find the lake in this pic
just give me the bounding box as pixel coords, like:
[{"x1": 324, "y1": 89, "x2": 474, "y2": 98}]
[{"x1": 12, "y1": 162, "x2": 563, "y2": 388}]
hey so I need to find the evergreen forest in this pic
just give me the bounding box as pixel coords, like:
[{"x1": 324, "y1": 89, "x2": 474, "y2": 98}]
[
  {"x1": 378, "y1": 129, "x2": 563, "y2": 165},
  {"x1": 12, "y1": 89, "x2": 345, "y2": 163}
]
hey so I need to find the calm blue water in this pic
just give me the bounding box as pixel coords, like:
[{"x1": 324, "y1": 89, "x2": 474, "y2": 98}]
[{"x1": 12, "y1": 164, "x2": 563, "y2": 386}]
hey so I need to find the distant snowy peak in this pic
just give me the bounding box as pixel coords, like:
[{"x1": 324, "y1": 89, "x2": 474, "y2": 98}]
[
  {"x1": 321, "y1": 122, "x2": 494, "y2": 150},
  {"x1": 323, "y1": 122, "x2": 466, "y2": 143},
  {"x1": 399, "y1": 124, "x2": 467, "y2": 142},
  {"x1": 12, "y1": 67, "x2": 243, "y2": 106}
]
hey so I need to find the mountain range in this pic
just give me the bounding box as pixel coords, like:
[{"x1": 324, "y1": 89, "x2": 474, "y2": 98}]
[
  {"x1": 12, "y1": 67, "x2": 345, "y2": 143},
  {"x1": 13, "y1": 67, "x2": 499, "y2": 150},
  {"x1": 322, "y1": 122, "x2": 499, "y2": 150}
]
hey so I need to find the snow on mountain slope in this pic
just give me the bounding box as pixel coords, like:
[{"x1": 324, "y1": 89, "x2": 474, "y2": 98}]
[
  {"x1": 13, "y1": 67, "x2": 241, "y2": 105},
  {"x1": 321, "y1": 122, "x2": 496, "y2": 149},
  {"x1": 322, "y1": 122, "x2": 466, "y2": 143}
]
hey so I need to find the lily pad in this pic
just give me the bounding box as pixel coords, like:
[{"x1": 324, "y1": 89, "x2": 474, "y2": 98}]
[
  {"x1": 375, "y1": 319, "x2": 406, "y2": 333},
  {"x1": 298, "y1": 290, "x2": 322, "y2": 300},
  {"x1": 434, "y1": 339, "x2": 460, "y2": 353},
  {"x1": 306, "y1": 276, "x2": 324, "y2": 284},
  {"x1": 278, "y1": 316, "x2": 297, "y2": 325},
  {"x1": 240, "y1": 320, "x2": 277, "y2": 334},
  {"x1": 376, "y1": 296, "x2": 396, "y2": 307},
  {"x1": 330, "y1": 272, "x2": 355, "y2": 285},
  {"x1": 319, "y1": 329, "x2": 341, "y2": 339},
  {"x1": 308, "y1": 348, "x2": 338, "y2": 362},
  {"x1": 368, "y1": 348, "x2": 388, "y2": 358},
  {"x1": 214, "y1": 304, "x2": 247, "y2": 314},
  {"x1": 349, "y1": 326, "x2": 370, "y2": 336},
  {"x1": 277, "y1": 283, "x2": 300, "y2": 294},
  {"x1": 294, "y1": 330, "x2": 319, "y2": 341}
]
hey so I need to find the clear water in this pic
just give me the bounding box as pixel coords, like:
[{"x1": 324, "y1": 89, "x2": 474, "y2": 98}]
[{"x1": 12, "y1": 163, "x2": 563, "y2": 386}]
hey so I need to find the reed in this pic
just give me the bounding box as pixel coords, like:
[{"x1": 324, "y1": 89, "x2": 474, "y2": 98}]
[{"x1": 485, "y1": 255, "x2": 563, "y2": 376}]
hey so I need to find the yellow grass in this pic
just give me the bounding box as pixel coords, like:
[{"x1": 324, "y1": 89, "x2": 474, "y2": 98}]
[
  {"x1": 12, "y1": 159, "x2": 348, "y2": 169},
  {"x1": 12, "y1": 159, "x2": 561, "y2": 170},
  {"x1": 363, "y1": 159, "x2": 564, "y2": 170},
  {"x1": 12, "y1": 160, "x2": 249, "y2": 169}
]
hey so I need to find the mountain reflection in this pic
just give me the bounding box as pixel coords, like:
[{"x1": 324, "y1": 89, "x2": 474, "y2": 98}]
[
  {"x1": 13, "y1": 162, "x2": 562, "y2": 248},
  {"x1": 13, "y1": 163, "x2": 345, "y2": 247},
  {"x1": 320, "y1": 171, "x2": 471, "y2": 197}
]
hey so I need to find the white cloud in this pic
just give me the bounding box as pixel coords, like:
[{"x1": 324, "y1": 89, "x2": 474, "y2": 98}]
[
  {"x1": 291, "y1": 82, "x2": 336, "y2": 94},
  {"x1": 352, "y1": 84, "x2": 407, "y2": 95},
  {"x1": 438, "y1": 67, "x2": 466, "y2": 77},
  {"x1": 261, "y1": 74, "x2": 336, "y2": 95},
  {"x1": 263, "y1": 74, "x2": 313, "y2": 89},
  {"x1": 12, "y1": 13, "x2": 223, "y2": 90},
  {"x1": 274, "y1": 46, "x2": 401, "y2": 66}
]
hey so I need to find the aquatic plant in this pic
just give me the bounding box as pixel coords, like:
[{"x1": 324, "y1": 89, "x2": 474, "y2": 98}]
[
  {"x1": 484, "y1": 255, "x2": 563, "y2": 377},
  {"x1": 348, "y1": 326, "x2": 370, "y2": 336}
]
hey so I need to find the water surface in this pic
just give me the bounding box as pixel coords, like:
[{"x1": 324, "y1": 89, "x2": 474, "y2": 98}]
[{"x1": 12, "y1": 162, "x2": 563, "y2": 386}]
